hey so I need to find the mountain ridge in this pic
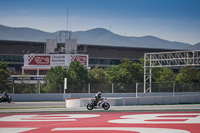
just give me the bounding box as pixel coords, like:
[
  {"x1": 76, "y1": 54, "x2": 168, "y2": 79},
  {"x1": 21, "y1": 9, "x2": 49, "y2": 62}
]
[
  {"x1": 0, "y1": 24, "x2": 196, "y2": 50},
  {"x1": 188, "y1": 42, "x2": 200, "y2": 50}
]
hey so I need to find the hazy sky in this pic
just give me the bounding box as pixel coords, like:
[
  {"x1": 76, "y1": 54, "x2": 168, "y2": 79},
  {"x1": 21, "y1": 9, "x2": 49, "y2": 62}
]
[{"x1": 0, "y1": 0, "x2": 199, "y2": 44}]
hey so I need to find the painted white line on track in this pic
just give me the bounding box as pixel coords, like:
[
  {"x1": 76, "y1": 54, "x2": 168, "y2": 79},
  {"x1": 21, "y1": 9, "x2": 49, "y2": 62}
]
[
  {"x1": 52, "y1": 127, "x2": 190, "y2": 133},
  {"x1": 108, "y1": 113, "x2": 200, "y2": 124},
  {"x1": 0, "y1": 114, "x2": 100, "y2": 122},
  {"x1": 0, "y1": 128, "x2": 37, "y2": 133}
]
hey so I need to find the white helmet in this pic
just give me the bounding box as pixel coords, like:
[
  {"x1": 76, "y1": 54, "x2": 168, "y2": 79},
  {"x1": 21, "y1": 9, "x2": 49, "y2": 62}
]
[{"x1": 98, "y1": 92, "x2": 102, "y2": 96}]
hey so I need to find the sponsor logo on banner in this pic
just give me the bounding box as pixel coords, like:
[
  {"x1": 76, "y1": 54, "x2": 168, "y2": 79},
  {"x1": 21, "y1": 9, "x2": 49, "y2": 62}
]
[
  {"x1": 28, "y1": 55, "x2": 50, "y2": 65},
  {"x1": 51, "y1": 55, "x2": 66, "y2": 66},
  {"x1": 71, "y1": 55, "x2": 87, "y2": 65}
]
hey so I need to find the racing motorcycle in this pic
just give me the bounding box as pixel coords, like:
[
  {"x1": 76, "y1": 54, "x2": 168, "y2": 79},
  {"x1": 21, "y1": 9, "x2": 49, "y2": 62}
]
[
  {"x1": 0, "y1": 95, "x2": 12, "y2": 103},
  {"x1": 87, "y1": 97, "x2": 110, "y2": 110}
]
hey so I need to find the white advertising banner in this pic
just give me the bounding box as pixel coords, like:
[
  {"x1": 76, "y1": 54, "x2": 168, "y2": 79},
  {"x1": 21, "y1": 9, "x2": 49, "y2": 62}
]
[
  {"x1": 24, "y1": 54, "x2": 88, "y2": 67},
  {"x1": 51, "y1": 54, "x2": 67, "y2": 66}
]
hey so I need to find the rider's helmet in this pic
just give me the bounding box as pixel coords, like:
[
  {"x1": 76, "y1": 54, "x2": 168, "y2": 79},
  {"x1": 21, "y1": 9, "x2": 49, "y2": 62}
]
[{"x1": 97, "y1": 92, "x2": 102, "y2": 96}]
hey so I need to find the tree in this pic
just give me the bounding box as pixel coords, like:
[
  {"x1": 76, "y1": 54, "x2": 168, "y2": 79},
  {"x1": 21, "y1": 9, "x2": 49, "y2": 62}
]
[
  {"x1": 104, "y1": 65, "x2": 120, "y2": 84},
  {"x1": 152, "y1": 67, "x2": 175, "y2": 82},
  {"x1": 151, "y1": 67, "x2": 175, "y2": 92},
  {"x1": 43, "y1": 66, "x2": 68, "y2": 93},
  {"x1": 68, "y1": 61, "x2": 89, "y2": 85},
  {"x1": 89, "y1": 65, "x2": 108, "y2": 83},
  {"x1": 118, "y1": 59, "x2": 143, "y2": 84},
  {"x1": 88, "y1": 65, "x2": 110, "y2": 93},
  {"x1": 0, "y1": 61, "x2": 10, "y2": 92},
  {"x1": 176, "y1": 66, "x2": 199, "y2": 83},
  {"x1": 17, "y1": 73, "x2": 33, "y2": 93},
  {"x1": 43, "y1": 61, "x2": 89, "y2": 93},
  {"x1": 175, "y1": 66, "x2": 199, "y2": 92},
  {"x1": 66, "y1": 61, "x2": 89, "y2": 93},
  {"x1": 104, "y1": 59, "x2": 143, "y2": 93}
]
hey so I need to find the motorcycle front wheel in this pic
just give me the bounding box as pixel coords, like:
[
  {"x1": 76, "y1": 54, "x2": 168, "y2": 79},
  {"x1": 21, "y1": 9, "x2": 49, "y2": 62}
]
[
  {"x1": 103, "y1": 102, "x2": 110, "y2": 110},
  {"x1": 87, "y1": 103, "x2": 94, "y2": 110},
  {"x1": 8, "y1": 99, "x2": 12, "y2": 103}
]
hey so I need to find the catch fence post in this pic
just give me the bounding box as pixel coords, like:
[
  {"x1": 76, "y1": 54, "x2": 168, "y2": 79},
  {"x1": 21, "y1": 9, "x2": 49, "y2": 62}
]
[
  {"x1": 13, "y1": 82, "x2": 14, "y2": 94},
  {"x1": 39, "y1": 81, "x2": 40, "y2": 94},
  {"x1": 64, "y1": 78, "x2": 67, "y2": 94},
  {"x1": 136, "y1": 83, "x2": 138, "y2": 98},
  {"x1": 173, "y1": 82, "x2": 175, "y2": 96},
  {"x1": 112, "y1": 83, "x2": 114, "y2": 93},
  {"x1": 88, "y1": 83, "x2": 90, "y2": 93}
]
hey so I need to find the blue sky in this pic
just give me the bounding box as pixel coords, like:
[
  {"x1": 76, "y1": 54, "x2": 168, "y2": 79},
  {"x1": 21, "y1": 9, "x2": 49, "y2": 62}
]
[{"x1": 0, "y1": 0, "x2": 199, "y2": 44}]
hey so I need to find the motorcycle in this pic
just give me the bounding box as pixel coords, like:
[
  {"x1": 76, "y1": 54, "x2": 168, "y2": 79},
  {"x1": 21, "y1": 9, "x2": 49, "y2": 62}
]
[
  {"x1": 87, "y1": 97, "x2": 110, "y2": 110},
  {"x1": 0, "y1": 95, "x2": 12, "y2": 103}
]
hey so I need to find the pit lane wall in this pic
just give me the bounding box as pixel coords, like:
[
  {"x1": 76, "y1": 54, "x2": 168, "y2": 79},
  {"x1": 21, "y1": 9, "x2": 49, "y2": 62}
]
[{"x1": 4, "y1": 93, "x2": 200, "y2": 107}]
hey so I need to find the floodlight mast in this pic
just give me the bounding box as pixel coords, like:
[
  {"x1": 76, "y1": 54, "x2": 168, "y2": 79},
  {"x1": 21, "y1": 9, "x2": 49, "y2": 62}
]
[{"x1": 144, "y1": 50, "x2": 200, "y2": 93}]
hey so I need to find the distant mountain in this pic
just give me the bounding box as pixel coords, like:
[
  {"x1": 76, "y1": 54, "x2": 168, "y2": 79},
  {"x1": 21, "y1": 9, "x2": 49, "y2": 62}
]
[
  {"x1": 188, "y1": 42, "x2": 200, "y2": 50},
  {"x1": 0, "y1": 24, "x2": 192, "y2": 49},
  {"x1": 0, "y1": 25, "x2": 56, "y2": 42},
  {"x1": 71, "y1": 28, "x2": 191, "y2": 49}
]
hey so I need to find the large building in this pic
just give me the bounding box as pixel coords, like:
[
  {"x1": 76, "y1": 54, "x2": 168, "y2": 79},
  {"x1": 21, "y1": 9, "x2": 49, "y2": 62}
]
[{"x1": 0, "y1": 39, "x2": 180, "y2": 75}]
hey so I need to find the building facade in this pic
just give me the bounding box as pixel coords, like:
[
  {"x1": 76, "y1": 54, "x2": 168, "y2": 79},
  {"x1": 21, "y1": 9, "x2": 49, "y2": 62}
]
[{"x1": 0, "y1": 40, "x2": 180, "y2": 75}]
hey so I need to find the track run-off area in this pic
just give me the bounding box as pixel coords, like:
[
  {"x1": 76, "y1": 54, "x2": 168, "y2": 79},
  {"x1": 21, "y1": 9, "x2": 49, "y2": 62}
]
[{"x1": 1, "y1": 111, "x2": 200, "y2": 133}]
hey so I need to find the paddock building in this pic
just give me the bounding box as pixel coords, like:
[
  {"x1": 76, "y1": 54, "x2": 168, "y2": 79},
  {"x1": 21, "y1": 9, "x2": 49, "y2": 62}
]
[{"x1": 0, "y1": 39, "x2": 180, "y2": 75}]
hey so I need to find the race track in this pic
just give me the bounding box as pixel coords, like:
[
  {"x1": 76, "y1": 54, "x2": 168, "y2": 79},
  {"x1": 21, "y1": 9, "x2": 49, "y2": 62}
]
[
  {"x1": 0, "y1": 111, "x2": 200, "y2": 133},
  {"x1": 1, "y1": 102, "x2": 200, "y2": 112},
  {"x1": 0, "y1": 102, "x2": 200, "y2": 133}
]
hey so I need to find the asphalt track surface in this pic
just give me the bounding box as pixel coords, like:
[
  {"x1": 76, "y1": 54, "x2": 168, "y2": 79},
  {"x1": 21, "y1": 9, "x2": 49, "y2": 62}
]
[
  {"x1": 1, "y1": 102, "x2": 200, "y2": 133},
  {"x1": 0, "y1": 102, "x2": 200, "y2": 112}
]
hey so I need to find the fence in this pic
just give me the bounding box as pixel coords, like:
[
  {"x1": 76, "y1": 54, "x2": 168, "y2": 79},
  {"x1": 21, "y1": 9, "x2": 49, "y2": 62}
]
[
  {"x1": 137, "y1": 82, "x2": 200, "y2": 93},
  {"x1": 1, "y1": 82, "x2": 200, "y2": 96}
]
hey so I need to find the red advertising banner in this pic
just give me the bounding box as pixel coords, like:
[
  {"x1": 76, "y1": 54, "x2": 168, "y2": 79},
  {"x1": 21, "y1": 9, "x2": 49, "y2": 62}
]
[
  {"x1": 71, "y1": 55, "x2": 87, "y2": 65},
  {"x1": 28, "y1": 55, "x2": 51, "y2": 65}
]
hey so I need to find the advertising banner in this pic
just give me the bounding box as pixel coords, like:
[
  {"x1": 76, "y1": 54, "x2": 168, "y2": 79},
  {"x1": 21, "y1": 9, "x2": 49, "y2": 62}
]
[
  {"x1": 28, "y1": 55, "x2": 51, "y2": 65},
  {"x1": 71, "y1": 55, "x2": 87, "y2": 66},
  {"x1": 24, "y1": 54, "x2": 88, "y2": 67},
  {"x1": 51, "y1": 55, "x2": 67, "y2": 66}
]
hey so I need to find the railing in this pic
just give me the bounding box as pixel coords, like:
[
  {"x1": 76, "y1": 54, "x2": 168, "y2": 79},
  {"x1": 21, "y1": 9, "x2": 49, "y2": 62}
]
[
  {"x1": 1, "y1": 82, "x2": 200, "y2": 97},
  {"x1": 136, "y1": 82, "x2": 200, "y2": 97}
]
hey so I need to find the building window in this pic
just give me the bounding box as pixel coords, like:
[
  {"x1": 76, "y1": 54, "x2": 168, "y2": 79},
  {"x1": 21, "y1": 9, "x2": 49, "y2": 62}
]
[
  {"x1": 89, "y1": 58, "x2": 121, "y2": 66},
  {"x1": 24, "y1": 70, "x2": 37, "y2": 75},
  {"x1": 39, "y1": 70, "x2": 48, "y2": 75}
]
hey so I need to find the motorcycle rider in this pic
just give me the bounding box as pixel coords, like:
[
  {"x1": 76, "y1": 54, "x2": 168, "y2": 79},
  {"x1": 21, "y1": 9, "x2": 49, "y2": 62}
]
[
  {"x1": 94, "y1": 92, "x2": 102, "y2": 106},
  {"x1": 2, "y1": 92, "x2": 8, "y2": 98},
  {"x1": 2, "y1": 92, "x2": 9, "y2": 99},
  {"x1": 0, "y1": 92, "x2": 12, "y2": 103},
  {"x1": 87, "y1": 91, "x2": 110, "y2": 110}
]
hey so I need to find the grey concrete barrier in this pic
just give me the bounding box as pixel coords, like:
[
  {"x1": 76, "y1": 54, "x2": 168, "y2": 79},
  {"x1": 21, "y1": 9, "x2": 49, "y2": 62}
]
[
  {"x1": 138, "y1": 97, "x2": 155, "y2": 105},
  {"x1": 170, "y1": 96, "x2": 179, "y2": 104},
  {"x1": 10, "y1": 94, "x2": 71, "y2": 101},
  {"x1": 124, "y1": 97, "x2": 139, "y2": 105},
  {"x1": 107, "y1": 98, "x2": 124, "y2": 106},
  {"x1": 195, "y1": 95, "x2": 200, "y2": 103},
  {"x1": 1, "y1": 93, "x2": 200, "y2": 107},
  {"x1": 65, "y1": 94, "x2": 200, "y2": 108}
]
